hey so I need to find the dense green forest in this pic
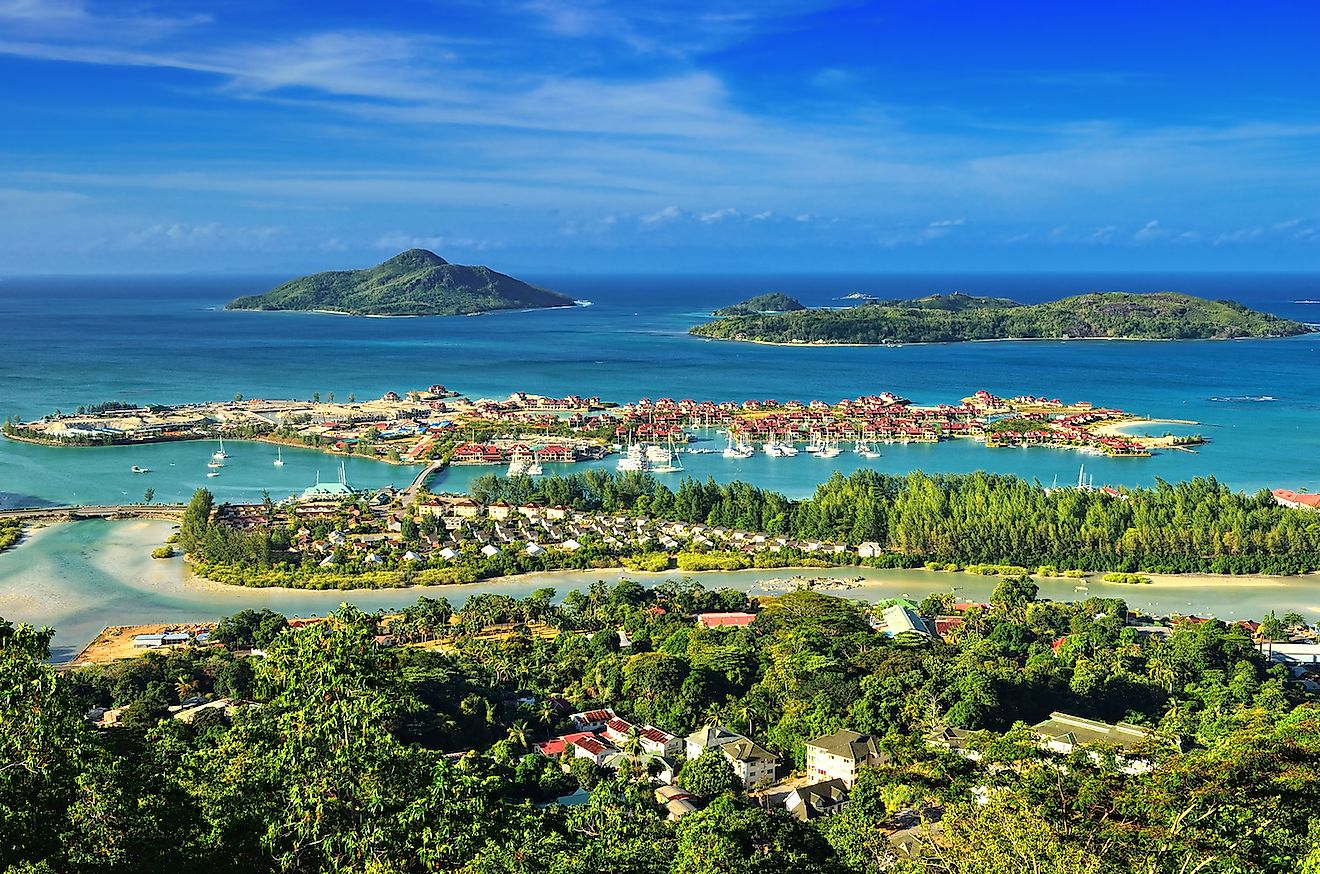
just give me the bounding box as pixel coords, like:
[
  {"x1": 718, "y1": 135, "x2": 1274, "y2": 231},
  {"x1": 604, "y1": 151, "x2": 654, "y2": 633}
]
[
  {"x1": 226, "y1": 249, "x2": 575, "y2": 316},
  {"x1": 468, "y1": 469, "x2": 1320, "y2": 574},
  {"x1": 690, "y1": 292, "x2": 1312, "y2": 344},
  {"x1": 712, "y1": 293, "x2": 807, "y2": 316},
  {"x1": 4, "y1": 578, "x2": 1317, "y2": 873}
]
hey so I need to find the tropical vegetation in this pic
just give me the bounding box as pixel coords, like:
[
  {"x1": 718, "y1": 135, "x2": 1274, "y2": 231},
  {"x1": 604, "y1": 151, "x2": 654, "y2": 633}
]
[
  {"x1": 691, "y1": 291, "x2": 1312, "y2": 344},
  {"x1": 3, "y1": 576, "x2": 1317, "y2": 873},
  {"x1": 226, "y1": 248, "x2": 575, "y2": 316}
]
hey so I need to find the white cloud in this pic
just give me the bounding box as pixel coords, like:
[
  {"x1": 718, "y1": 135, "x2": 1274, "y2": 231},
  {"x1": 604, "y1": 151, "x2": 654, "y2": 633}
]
[
  {"x1": 371, "y1": 232, "x2": 501, "y2": 252},
  {"x1": 697, "y1": 208, "x2": 740, "y2": 223},
  {"x1": 109, "y1": 222, "x2": 286, "y2": 251},
  {"x1": 640, "y1": 206, "x2": 682, "y2": 225},
  {"x1": 1134, "y1": 220, "x2": 1165, "y2": 242}
]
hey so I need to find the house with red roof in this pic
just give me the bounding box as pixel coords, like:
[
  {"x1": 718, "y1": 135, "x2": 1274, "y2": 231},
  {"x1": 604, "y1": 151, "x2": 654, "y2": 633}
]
[
  {"x1": 696, "y1": 612, "x2": 757, "y2": 629},
  {"x1": 1273, "y1": 489, "x2": 1320, "y2": 511}
]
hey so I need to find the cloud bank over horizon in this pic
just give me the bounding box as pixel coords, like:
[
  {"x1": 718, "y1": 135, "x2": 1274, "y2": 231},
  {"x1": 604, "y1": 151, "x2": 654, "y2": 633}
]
[{"x1": 1, "y1": 0, "x2": 1318, "y2": 274}]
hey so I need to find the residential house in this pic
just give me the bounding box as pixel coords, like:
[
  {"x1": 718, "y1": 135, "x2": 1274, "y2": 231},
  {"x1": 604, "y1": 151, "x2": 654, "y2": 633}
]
[
  {"x1": 1030, "y1": 711, "x2": 1177, "y2": 774},
  {"x1": 570, "y1": 708, "x2": 617, "y2": 732},
  {"x1": 655, "y1": 785, "x2": 699, "y2": 820},
  {"x1": 876, "y1": 604, "x2": 933, "y2": 637},
  {"x1": 805, "y1": 729, "x2": 888, "y2": 787},
  {"x1": 685, "y1": 725, "x2": 778, "y2": 789},
  {"x1": 695, "y1": 612, "x2": 757, "y2": 629},
  {"x1": 784, "y1": 778, "x2": 849, "y2": 821}
]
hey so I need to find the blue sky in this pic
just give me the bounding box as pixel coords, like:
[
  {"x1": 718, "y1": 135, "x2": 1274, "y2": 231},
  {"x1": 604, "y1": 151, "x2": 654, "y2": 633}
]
[{"x1": 1, "y1": 0, "x2": 1318, "y2": 274}]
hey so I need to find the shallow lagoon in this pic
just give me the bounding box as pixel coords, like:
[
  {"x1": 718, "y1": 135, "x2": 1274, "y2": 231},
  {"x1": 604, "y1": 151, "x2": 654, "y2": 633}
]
[{"x1": 2, "y1": 520, "x2": 1314, "y2": 660}]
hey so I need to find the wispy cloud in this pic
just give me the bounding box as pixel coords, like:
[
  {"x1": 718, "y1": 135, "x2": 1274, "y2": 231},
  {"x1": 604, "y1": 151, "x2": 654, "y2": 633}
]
[{"x1": 372, "y1": 232, "x2": 502, "y2": 252}]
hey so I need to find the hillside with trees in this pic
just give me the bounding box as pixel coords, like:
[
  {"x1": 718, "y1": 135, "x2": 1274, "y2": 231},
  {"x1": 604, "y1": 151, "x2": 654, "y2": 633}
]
[
  {"x1": 3, "y1": 579, "x2": 1317, "y2": 873},
  {"x1": 712, "y1": 293, "x2": 807, "y2": 316},
  {"x1": 690, "y1": 292, "x2": 1312, "y2": 344}
]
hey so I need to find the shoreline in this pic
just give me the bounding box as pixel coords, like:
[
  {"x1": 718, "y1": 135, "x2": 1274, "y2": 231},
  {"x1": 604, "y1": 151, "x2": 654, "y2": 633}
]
[
  {"x1": 692, "y1": 333, "x2": 1308, "y2": 349},
  {"x1": 5, "y1": 520, "x2": 1318, "y2": 660},
  {"x1": 228, "y1": 303, "x2": 581, "y2": 319},
  {"x1": 2, "y1": 431, "x2": 429, "y2": 468}
]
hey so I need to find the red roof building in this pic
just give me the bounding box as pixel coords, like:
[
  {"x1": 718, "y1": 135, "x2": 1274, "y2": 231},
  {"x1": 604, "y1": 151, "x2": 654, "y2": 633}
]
[
  {"x1": 1273, "y1": 489, "x2": 1320, "y2": 511},
  {"x1": 696, "y1": 611, "x2": 757, "y2": 628}
]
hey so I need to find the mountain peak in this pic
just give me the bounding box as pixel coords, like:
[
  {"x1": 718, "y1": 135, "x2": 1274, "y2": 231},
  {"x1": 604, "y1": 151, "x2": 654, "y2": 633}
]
[{"x1": 382, "y1": 249, "x2": 449, "y2": 269}]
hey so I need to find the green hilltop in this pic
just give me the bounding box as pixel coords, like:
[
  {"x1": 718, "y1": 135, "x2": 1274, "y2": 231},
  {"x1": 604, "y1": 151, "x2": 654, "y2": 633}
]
[
  {"x1": 226, "y1": 249, "x2": 575, "y2": 317},
  {"x1": 712, "y1": 292, "x2": 807, "y2": 317},
  {"x1": 691, "y1": 291, "x2": 1313, "y2": 345}
]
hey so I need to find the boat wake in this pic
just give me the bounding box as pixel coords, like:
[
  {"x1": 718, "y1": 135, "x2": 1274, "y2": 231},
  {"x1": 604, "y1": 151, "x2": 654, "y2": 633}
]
[
  {"x1": 1209, "y1": 395, "x2": 1277, "y2": 403},
  {"x1": 574, "y1": 300, "x2": 594, "y2": 307}
]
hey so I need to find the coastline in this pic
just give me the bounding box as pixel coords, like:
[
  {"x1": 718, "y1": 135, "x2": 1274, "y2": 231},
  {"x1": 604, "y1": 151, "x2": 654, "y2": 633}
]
[
  {"x1": 229, "y1": 303, "x2": 580, "y2": 318},
  {"x1": 691, "y1": 333, "x2": 1298, "y2": 349},
  {"x1": 6, "y1": 519, "x2": 1319, "y2": 659}
]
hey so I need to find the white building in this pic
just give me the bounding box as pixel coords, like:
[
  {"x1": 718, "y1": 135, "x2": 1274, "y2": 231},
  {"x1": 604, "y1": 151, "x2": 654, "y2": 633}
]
[
  {"x1": 685, "y1": 725, "x2": 778, "y2": 790},
  {"x1": 805, "y1": 729, "x2": 887, "y2": 788}
]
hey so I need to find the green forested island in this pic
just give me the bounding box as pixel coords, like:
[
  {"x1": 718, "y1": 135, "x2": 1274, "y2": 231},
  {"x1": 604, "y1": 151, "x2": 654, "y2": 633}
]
[
  {"x1": 712, "y1": 292, "x2": 807, "y2": 316},
  {"x1": 226, "y1": 249, "x2": 575, "y2": 316},
  {"x1": 691, "y1": 291, "x2": 1313, "y2": 344}
]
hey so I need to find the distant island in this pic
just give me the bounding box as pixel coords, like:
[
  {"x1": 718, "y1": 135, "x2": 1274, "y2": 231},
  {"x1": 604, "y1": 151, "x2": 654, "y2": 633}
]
[
  {"x1": 711, "y1": 292, "x2": 807, "y2": 317},
  {"x1": 690, "y1": 291, "x2": 1314, "y2": 345},
  {"x1": 226, "y1": 249, "x2": 575, "y2": 317}
]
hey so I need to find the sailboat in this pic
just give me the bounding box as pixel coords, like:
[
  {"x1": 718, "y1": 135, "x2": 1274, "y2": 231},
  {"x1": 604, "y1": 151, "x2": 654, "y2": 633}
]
[
  {"x1": 722, "y1": 430, "x2": 754, "y2": 459},
  {"x1": 273, "y1": 446, "x2": 284, "y2": 467},
  {"x1": 649, "y1": 437, "x2": 684, "y2": 473},
  {"x1": 212, "y1": 437, "x2": 228, "y2": 460},
  {"x1": 817, "y1": 436, "x2": 841, "y2": 458}
]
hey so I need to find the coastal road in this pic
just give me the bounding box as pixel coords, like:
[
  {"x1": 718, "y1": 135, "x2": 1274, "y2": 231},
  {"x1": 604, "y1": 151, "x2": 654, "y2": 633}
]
[{"x1": 0, "y1": 504, "x2": 186, "y2": 522}]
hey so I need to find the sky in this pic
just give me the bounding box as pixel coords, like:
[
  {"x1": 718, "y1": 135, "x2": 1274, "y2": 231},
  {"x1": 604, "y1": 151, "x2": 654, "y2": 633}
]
[{"x1": 1, "y1": 0, "x2": 1318, "y2": 275}]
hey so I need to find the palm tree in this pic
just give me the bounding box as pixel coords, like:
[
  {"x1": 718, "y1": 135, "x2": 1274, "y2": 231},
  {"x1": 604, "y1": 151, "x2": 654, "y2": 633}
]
[
  {"x1": 175, "y1": 675, "x2": 200, "y2": 701},
  {"x1": 536, "y1": 700, "x2": 557, "y2": 738},
  {"x1": 506, "y1": 720, "x2": 530, "y2": 749}
]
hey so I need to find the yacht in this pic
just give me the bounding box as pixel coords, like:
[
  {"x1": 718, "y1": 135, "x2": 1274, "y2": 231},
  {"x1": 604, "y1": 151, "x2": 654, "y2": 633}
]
[
  {"x1": 207, "y1": 459, "x2": 224, "y2": 469},
  {"x1": 212, "y1": 438, "x2": 228, "y2": 460},
  {"x1": 130, "y1": 465, "x2": 151, "y2": 473},
  {"x1": 804, "y1": 433, "x2": 825, "y2": 455},
  {"x1": 763, "y1": 437, "x2": 786, "y2": 457},
  {"x1": 206, "y1": 471, "x2": 221, "y2": 478},
  {"x1": 525, "y1": 460, "x2": 544, "y2": 476},
  {"x1": 507, "y1": 456, "x2": 530, "y2": 476},
  {"x1": 817, "y1": 438, "x2": 841, "y2": 459},
  {"x1": 617, "y1": 442, "x2": 648, "y2": 472},
  {"x1": 646, "y1": 443, "x2": 674, "y2": 464},
  {"x1": 649, "y1": 438, "x2": 685, "y2": 473},
  {"x1": 778, "y1": 435, "x2": 799, "y2": 456},
  {"x1": 722, "y1": 432, "x2": 754, "y2": 459},
  {"x1": 273, "y1": 446, "x2": 284, "y2": 467}
]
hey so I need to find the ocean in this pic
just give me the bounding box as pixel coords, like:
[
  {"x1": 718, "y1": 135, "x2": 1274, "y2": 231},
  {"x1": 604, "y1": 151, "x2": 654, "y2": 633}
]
[{"x1": 1, "y1": 271, "x2": 1318, "y2": 506}]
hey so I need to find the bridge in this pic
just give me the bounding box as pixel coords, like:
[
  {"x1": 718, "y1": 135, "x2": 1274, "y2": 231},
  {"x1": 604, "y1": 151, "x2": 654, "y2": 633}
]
[
  {"x1": 0, "y1": 504, "x2": 186, "y2": 523},
  {"x1": 402, "y1": 460, "x2": 446, "y2": 499}
]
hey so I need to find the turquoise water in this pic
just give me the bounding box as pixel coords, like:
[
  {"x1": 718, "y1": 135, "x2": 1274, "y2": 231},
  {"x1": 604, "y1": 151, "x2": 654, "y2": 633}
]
[
  {"x1": 2, "y1": 520, "x2": 1314, "y2": 660},
  {"x1": 1, "y1": 272, "x2": 1318, "y2": 504}
]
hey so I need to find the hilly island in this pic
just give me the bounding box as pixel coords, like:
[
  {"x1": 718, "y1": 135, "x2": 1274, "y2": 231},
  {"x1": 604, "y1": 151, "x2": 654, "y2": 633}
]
[
  {"x1": 226, "y1": 249, "x2": 575, "y2": 316},
  {"x1": 690, "y1": 291, "x2": 1314, "y2": 344}
]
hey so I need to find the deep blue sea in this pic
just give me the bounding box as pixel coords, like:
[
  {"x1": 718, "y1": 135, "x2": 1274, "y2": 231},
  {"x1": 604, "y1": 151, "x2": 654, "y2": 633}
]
[{"x1": 1, "y1": 271, "x2": 1318, "y2": 507}]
